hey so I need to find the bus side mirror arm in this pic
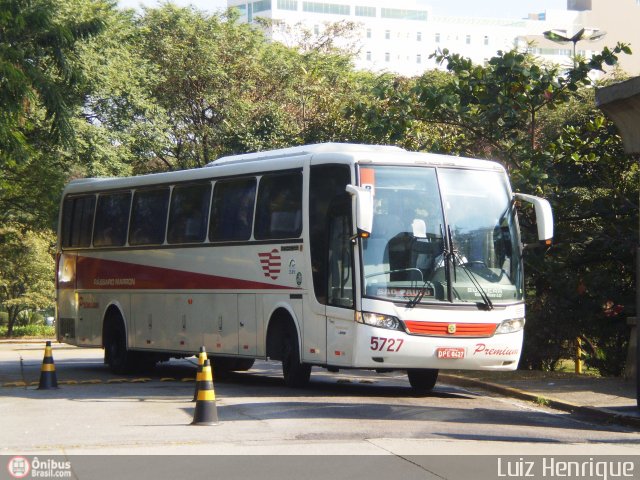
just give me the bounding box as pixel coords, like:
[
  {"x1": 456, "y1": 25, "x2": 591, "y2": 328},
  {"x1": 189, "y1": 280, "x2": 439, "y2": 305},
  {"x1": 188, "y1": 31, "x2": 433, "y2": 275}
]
[
  {"x1": 346, "y1": 185, "x2": 374, "y2": 237},
  {"x1": 514, "y1": 193, "x2": 554, "y2": 247}
]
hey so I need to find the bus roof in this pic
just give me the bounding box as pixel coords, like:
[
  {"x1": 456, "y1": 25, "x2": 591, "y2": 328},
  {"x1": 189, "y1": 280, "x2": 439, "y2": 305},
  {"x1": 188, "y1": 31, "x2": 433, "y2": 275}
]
[
  {"x1": 206, "y1": 143, "x2": 404, "y2": 166},
  {"x1": 62, "y1": 143, "x2": 505, "y2": 195}
]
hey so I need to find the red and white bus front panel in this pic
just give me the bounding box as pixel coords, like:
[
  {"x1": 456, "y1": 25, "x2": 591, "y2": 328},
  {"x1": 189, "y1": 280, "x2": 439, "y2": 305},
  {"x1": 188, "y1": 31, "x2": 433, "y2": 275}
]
[{"x1": 345, "y1": 300, "x2": 526, "y2": 371}]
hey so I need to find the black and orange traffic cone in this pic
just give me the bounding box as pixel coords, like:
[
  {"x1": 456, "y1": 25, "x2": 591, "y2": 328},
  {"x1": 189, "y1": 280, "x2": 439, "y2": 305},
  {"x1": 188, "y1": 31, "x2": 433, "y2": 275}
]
[
  {"x1": 38, "y1": 341, "x2": 58, "y2": 390},
  {"x1": 192, "y1": 346, "x2": 208, "y2": 402},
  {"x1": 191, "y1": 359, "x2": 219, "y2": 425}
]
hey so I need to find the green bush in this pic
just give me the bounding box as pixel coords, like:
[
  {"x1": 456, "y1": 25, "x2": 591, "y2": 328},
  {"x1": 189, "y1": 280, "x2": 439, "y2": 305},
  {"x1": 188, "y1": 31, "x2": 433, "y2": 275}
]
[
  {"x1": 0, "y1": 324, "x2": 55, "y2": 338},
  {"x1": 0, "y1": 312, "x2": 8, "y2": 326}
]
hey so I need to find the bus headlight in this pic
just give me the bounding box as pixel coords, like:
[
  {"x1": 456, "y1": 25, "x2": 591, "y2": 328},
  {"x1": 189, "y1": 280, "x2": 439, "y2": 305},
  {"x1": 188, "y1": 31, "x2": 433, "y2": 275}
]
[
  {"x1": 355, "y1": 312, "x2": 403, "y2": 331},
  {"x1": 495, "y1": 318, "x2": 525, "y2": 334}
]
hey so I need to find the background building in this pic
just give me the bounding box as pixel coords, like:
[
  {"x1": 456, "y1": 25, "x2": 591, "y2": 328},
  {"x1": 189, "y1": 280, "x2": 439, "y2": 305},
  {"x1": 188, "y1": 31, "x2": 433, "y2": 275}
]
[
  {"x1": 519, "y1": 0, "x2": 640, "y2": 74},
  {"x1": 228, "y1": 0, "x2": 640, "y2": 76}
]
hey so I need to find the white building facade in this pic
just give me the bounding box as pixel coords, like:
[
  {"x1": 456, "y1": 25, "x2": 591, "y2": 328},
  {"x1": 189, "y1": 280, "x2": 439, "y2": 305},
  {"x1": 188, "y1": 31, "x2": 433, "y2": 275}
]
[{"x1": 227, "y1": 0, "x2": 636, "y2": 76}]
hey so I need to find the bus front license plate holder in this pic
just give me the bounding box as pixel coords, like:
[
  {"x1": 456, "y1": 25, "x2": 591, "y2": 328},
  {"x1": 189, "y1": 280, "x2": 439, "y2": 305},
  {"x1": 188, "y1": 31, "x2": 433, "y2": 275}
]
[{"x1": 436, "y1": 347, "x2": 465, "y2": 359}]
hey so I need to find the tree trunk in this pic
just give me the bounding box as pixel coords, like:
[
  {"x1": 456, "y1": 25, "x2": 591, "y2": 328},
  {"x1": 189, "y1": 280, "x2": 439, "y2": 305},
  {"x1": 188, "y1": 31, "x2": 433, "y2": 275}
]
[{"x1": 6, "y1": 306, "x2": 19, "y2": 337}]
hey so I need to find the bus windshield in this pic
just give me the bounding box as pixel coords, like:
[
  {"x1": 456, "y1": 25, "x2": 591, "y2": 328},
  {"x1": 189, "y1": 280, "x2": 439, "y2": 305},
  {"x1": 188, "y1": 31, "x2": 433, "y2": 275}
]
[{"x1": 360, "y1": 165, "x2": 522, "y2": 306}]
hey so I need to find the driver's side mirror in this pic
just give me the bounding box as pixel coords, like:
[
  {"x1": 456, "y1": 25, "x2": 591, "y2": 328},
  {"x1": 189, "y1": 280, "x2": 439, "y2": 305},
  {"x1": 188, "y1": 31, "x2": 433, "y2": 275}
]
[{"x1": 346, "y1": 184, "x2": 374, "y2": 236}]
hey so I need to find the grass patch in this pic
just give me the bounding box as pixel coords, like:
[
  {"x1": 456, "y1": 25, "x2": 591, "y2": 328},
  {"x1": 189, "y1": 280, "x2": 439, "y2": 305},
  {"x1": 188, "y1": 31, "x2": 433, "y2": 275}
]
[
  {"x1": 0, "y1": 324, "x2": 55, "y2": 338},
  {"x1": 534, "y1": 396, "x2": 550, "y2": 407}
]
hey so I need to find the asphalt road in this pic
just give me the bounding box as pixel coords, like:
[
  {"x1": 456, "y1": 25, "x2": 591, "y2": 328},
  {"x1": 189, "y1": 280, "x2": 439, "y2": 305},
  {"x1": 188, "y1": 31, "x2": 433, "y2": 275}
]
[{"x1": 1, "y1": 342, "x2": 640, "y2": 460}]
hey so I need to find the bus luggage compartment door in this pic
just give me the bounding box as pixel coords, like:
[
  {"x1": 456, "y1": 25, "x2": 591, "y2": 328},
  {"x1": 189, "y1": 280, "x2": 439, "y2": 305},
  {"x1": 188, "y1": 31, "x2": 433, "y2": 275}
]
[{"x1": 203, "y1": 294, "x2": 239, "y2": 355}]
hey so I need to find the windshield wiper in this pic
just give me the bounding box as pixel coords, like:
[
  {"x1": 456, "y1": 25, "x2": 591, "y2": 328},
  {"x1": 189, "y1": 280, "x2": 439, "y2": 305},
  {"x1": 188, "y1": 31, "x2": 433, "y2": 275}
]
[
  {"x1": 408, "y1": 281, "x2": 432, "y2": 308},
  {"x1": 451, "y1": 250, "x2": 494, "y2": 311},
  {"x1": 445, "y1": 225, "x2": 494, "y2": 311}
]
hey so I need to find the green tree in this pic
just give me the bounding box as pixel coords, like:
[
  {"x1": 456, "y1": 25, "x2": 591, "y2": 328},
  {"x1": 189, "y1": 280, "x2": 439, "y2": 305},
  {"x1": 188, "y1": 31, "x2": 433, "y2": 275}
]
[
  {"x1": 0, "y1": 224, "x2": 55, "y2": 337},
  {"x1": 0, "y1": 0, "x2": 105, "y2": 227},
  {"x1": 523, "y1": 108, "x2": 638, "y2": 374}
]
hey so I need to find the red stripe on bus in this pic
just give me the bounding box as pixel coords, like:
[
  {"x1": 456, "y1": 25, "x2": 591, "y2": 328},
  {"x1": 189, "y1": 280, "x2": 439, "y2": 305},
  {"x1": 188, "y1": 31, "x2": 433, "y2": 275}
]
[{"x1": 75, "y1": 256, "x2": 293, "y2": 290}]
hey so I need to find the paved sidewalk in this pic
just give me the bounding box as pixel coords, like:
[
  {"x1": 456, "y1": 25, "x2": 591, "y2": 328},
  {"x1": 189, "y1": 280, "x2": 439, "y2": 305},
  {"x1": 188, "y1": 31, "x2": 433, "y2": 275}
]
[{"x1": 440, "y1": 370, "x2": 640, "y2": 429}]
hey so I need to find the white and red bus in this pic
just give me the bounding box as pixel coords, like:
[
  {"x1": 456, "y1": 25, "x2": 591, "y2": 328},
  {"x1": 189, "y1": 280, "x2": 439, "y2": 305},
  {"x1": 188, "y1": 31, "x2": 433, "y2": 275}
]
[{"x1": 56, "y1": 143, "x2": 553, "y2": 390}]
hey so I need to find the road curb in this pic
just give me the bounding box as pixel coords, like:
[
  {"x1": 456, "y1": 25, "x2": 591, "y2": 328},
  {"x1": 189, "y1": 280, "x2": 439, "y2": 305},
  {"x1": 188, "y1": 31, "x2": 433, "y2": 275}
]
[
  {"x1": 440, "y1": 373, "x2": 640, "y2": 430},
  {"x1": 0, "y1": 338, "x2": 56, "y2": 344}
]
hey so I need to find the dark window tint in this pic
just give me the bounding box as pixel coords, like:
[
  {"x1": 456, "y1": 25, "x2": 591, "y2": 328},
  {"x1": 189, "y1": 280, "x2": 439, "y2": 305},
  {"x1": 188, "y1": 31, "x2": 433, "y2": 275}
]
[
  {"x1": 167, "y1": 183, "x2": 212, "y2": 244},
  {"x1": 255, "y1": 172, "x2": 302, "y2": 240},
  {"x1": 93, "y1": 192, "x2": 132, "y2": 247},
  {"x1": 210, "y1": 178, "x2": 256, "y2": 241},
  {"x1": 129, "y1": 188, "x2": 170, "y2": 245},
  {"x1": 309, "y1": 165, "x2": 351, "y2": 304},
  {"x1": 327, "y1": 204, "x2": 354, "y2": 308},
  {"x1": 61, "y1": 195, "x2": 96, "y2": 248}
]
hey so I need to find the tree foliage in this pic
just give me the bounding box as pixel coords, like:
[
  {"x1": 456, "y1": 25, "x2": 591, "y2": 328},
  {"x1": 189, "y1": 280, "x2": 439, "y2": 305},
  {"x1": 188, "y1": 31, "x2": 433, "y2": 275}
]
[{"x1": 0, "y1": 224, "x2": 55, "y2": 337}]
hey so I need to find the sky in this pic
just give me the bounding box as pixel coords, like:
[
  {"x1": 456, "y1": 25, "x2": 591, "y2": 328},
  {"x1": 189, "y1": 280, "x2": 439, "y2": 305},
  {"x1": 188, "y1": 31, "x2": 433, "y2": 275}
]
[{"x1": 118, "y1": 0, "x2": 568, "y2": 19}]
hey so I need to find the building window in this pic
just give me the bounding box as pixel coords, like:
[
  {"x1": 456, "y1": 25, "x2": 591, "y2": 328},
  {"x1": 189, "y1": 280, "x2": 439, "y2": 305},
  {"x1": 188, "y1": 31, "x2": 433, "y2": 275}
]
[
  {"x1": 484, "y1": 35, "x2": 489, "y2": 46},
  {"x1": 380, "y1": 8, "x2": 427, "y2": 20},
  {"x1": 302, "y1": 1, "x2": 350, "y2": 15},
  {"x1": 366, "y1": 28, "x2": 371, "y2": 38},
  {"x1": 366, "y1": 51, "x2": 371, "y2": 61},
  {"x1": 385, "y1": 29, "x2": 390, "y2": 40},
  {"x1": 314, "y1": 24, "x2": 319, "y2": 35},
  {"x1": 416, "y1": 31, "x2": 422, "y2": 42},
  {"x1": 253, "y1": 0, "x2": 272, "y2": 13},
  {"x1": 384, "y1": 52, "x2": 390, "y2": 62},
  {"x1": 435, "y1": 32, "x2": 440, "y2": 43},
  {"x1": 355, "y1": 5, "x2": 375, "y2": 16},
  {"x1": 416, "y1": 54, "x2": 422, "y2": 64},
  {"x1": 466, "y1": 34, "x2": 471, "y2": 44},
  {"x1": 277, "y1": 0, "x2": 297, "y2": 10},
  {"x1": 232, "y1": 4, "x2": 247, "y2": 16}
]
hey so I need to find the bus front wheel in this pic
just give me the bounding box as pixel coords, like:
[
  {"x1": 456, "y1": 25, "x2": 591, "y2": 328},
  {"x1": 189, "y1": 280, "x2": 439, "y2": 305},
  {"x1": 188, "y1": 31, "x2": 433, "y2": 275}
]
[
  {"x1": 282, "y1": 330, "x2": 311, "y2": 388},
  {"x1": 407, "y1": 368, "x2": 439, "y2": 393}
]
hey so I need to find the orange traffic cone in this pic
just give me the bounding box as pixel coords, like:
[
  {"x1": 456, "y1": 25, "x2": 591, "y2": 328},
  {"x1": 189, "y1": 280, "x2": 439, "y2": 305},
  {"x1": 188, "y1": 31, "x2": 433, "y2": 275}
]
[
  {"x1": 38, "y1": 341, "x2": 58, "y2": 390},
  {"x1": 191, "y1": 359, "x2": 219, "y2": 425},
  {"x1": 192, "y1": 346, "x2": 208, "y2": 402}
]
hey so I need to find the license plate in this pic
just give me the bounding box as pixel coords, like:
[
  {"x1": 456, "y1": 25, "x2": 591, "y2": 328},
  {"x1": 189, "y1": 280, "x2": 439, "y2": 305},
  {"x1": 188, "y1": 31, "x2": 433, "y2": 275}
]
[{"x1": 436, "y1": 347, "x2": 465, "y2": 359}]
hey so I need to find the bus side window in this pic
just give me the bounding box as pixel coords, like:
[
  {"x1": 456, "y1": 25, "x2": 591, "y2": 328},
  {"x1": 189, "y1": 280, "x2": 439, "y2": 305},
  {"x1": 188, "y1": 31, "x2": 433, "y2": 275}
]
[
  {"x1": 93, "y1": 192, "x2": 131, "y2": 247},
  {"x1": 167, "y1": 183, "x2": 212, "y2": 244},
  {"x1": 61, "y1": 195, "x2": 95, "y2": 248},
  {"x1": 254, "y1": 172, "x2": 302, "y2": 240},
  {"x1": 129, "y1": 188, "x2": 170, "y2": 245},
  {"x1": 210, "y1": 177, "x2": 256, "y2": 241}
]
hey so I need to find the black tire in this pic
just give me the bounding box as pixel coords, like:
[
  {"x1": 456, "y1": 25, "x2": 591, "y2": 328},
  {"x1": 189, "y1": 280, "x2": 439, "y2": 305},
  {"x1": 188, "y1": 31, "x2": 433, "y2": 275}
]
[
  {"x1": 282, "y1": 328, "x2": 311, "y2": 387},
  {"x1": 407, "y1": 368, "x2": 439, "y2": 393},
  {"x1": 105, "y1": 320, "x2": 136, "y2": 374}
]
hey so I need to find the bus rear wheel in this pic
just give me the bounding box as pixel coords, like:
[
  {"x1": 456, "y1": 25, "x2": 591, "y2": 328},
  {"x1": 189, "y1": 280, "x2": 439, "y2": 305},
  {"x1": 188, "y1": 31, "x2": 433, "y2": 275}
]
[
  {"x1": 282, "y1": 330, "x2": 311, "y2": 388},
  {"x1": 407, "y1": 368, "x2": 439, "y2": 394}
]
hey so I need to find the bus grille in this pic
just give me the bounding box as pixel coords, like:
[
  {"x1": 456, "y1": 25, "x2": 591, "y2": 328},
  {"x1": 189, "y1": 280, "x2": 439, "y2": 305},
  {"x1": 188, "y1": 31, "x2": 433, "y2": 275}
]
[
  {"x1": 404, "y1": 321, "x2": 497, "y2": 337},
  {"x1": 58, "y1": 317, "x2": 76, "y2": 339}
]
